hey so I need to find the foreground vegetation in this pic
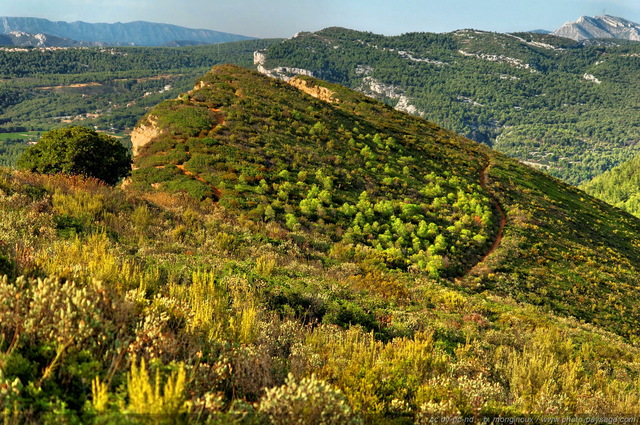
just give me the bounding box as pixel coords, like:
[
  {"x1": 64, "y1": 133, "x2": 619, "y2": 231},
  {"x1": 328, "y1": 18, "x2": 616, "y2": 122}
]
[{"x1": 3, "y1": 65, "x2": 640, "y2": 422}]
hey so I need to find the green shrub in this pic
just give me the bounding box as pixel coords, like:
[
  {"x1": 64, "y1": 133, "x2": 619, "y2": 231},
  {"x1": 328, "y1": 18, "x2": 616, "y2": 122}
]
[
  {"x1": 153, "y1": 102, "x2": 218, "y2": 137},
  {"x1": 258, "y1": 374, "x2": 360, "y2": 425},
  {"x1": 127, "y1": 357, "x2": 189, "y2": 415},
  {"x1": 17, "y1": 126, "x2": 131, "y2": 185}
]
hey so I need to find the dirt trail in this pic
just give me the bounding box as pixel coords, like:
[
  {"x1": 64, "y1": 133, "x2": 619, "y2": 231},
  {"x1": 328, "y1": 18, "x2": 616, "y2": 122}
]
[
  {"x1": 176, "y1": 164, "x2": 222, "y2": 200},
  {"x1": 471, "y1": 159, "x2": 506, "y2": 268},
  {"x1": 173, "y1": 102, "x2": 225, "y2": 200},
  {"x1": 190, "y1": 98, "x2": 225, "y2": 127},
  {"x1": 210, "y1": 107, "x2": 225, "y2": 126}
]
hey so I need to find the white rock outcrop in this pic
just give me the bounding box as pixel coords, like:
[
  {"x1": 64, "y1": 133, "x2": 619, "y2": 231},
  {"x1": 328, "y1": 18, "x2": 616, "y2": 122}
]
[
  {"x1": 583, "y1": 73, "x2": 602, "y2": 84},
  {"x1": 360, "y1": 77, "x2": 425, "y2": 117},
  {"x1": 254, "y1": 50, "x2": 314, "y2": 81}
]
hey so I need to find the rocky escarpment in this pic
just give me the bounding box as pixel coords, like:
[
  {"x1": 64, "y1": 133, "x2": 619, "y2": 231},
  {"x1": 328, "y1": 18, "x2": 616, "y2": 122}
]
[
  {"x1": 288, "y1": 76, "x2": 339, "y2": 103},
  {"x1": 131, "y1": 115, "x2": 160, "y2": 157},
  {"x1": 359, "y1": 76, "x2": 424, "y2": 117},
  {"x1": 256, "y1": 50, "x2": 424, "y2": 116},
  {"x1": 0, "y1": 31, "x2": 90, "y2": 47},
  {"x1": 254, "y1": 50, "x2": 315, "y2": 81}
]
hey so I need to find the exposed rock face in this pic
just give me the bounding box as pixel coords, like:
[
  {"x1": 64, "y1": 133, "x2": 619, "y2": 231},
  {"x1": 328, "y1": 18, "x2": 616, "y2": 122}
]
[
  {"x1": 583, "y1": 73, "x2": 602, "y2": 84},
  {"x1": 457, "y1": 49, "x2": 538, "y2": 72},
  {"x1": 288, "y1": 76, "x2": 339, "y2": 103},
  {"x1": 360, "y1": 76, "x2": 425, "y2": 117},
  {"x1": 255, "y1": 46, "x2": 424, "y2": 115},
  {"x1": 0, "y1": 30, "x2": 89, "y2": 47},
  {"x1": 131, "y1": 115, "x2": 160, "y2": 157},
  {"x1": 553, "y1": 15, "x2": 640, "y2": 41},
  {"x1": 254, "y1": 50, "x2": 314, "y2": 81}
]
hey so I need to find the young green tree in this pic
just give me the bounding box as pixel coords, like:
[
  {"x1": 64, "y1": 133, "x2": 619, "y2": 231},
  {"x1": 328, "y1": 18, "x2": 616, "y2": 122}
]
[{"x1": 17, "y1": 126, "x2": 131, "y2": 185}]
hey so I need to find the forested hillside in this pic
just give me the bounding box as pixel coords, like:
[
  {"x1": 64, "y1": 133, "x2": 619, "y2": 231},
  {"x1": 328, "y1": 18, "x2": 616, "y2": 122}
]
[
  {"x1": 131, "y1": 65, "x2": 640, "y2": 338},
  {"x1": 257, "y1": 27, "x2": 640, "y2": 185},
  {"x1": 0, "y1": 39, "x2": 280, "y2": 165},
  {"x1": 4, "y1": 28, "x2": 640, "y2": 191},
  {"x1": 3, "y1": 64, "x2": 634, "y2": 421},
  {"x1": 581, "y1": 154, "x2": 640, "y2": 217}
]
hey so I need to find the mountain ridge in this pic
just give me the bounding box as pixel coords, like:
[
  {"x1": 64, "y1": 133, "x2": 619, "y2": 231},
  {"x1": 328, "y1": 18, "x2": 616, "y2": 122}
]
[
  {"x1": 254, "y1": 26, "x2": 640, "y2": 185},
  {"x1": 0, "y1": 16, "x2": 255, "y2": 46}
]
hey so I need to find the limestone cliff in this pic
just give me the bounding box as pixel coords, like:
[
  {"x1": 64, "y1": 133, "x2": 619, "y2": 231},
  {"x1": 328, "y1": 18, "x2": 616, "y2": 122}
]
[
  {"x1": 131, "y1": 115, "x2": 160, "y2": 157},
  {"x1": 359, "y1": 76, "x2": 424, "y2": 117},
  {"x1": 254, "y1": 50, "x2": 314, "y2": 81},
  {"x1": 288, "y1": 76, "x2": 339, "y2": 103}
]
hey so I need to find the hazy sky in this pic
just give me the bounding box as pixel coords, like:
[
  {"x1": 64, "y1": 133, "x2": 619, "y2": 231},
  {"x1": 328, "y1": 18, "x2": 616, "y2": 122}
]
[{"x1": 3, "y1": 0, "x2": 640, "y2": 38}]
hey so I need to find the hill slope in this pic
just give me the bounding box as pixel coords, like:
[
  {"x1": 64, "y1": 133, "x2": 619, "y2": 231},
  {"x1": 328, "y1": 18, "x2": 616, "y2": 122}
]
[
  {"x1": 255, "y1": 27, "x2": 640, "y2": 185},
  {"x1": 0, "y1": 38, "x2": 281, "y2": 166},
  {"x1": 132, "y1": 64, "x2": 640, "y2": 338},
  {"x1": 581, "y1": 154, "x2": 640, "y2": 217},
  {"x1": 3, "y1": 64, "x2": 640, "y2": 421},
  {"x1": 0, "y1": 17, "x2": 254, "y2": 46}
]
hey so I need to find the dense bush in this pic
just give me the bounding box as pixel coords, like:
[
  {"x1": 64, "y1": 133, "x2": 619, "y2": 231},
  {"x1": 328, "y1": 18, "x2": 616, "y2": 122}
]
[
  {"x1": 17, "y1": 126, "x2": 131, "y2": 185},
  {"x1": 258, "y1": 374, "x2": 360, "y2": 425}
]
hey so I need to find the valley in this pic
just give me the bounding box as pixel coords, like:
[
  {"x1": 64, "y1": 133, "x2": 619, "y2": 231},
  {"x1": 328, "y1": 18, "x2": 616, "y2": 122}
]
[{"x1": 0, "y1": 39, "x2": 281, "y2": 164}]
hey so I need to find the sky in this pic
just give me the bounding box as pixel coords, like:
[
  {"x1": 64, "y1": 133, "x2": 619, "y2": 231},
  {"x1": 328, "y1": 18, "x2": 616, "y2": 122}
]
[{"x1": 3, "y1": 0, "x2": 640, "y2": 38}]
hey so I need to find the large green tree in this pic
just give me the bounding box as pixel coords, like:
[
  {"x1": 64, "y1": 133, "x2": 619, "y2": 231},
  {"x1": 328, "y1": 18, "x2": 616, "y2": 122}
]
[{"x1": 17, "y1": 126, "x2": 131, "y2": 185}]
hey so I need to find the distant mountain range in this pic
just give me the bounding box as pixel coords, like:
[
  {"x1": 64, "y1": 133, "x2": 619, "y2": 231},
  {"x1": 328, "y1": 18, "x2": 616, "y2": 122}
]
[
  {"x1": 0, "y1": 30, "x2": 99, "y2": 47},
  {"x1": 553, "y1": 15, "x2": 640, "y2": 41},
  {"x1": 3, "y1": 15, "x2": 640, "y2": 48},
  {"x1": 0, "y1": 17, "x2": 254, "y2": 47}
]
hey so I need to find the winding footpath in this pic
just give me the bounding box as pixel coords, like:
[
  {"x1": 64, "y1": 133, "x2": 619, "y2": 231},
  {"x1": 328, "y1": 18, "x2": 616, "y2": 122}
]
[
  {"x1": 176, "y1": 164, "x2": 223, "y2": 200},
  {"x1": 471, "y1": 158, "x2": 506, "y2": 270},
  {"x1": 175, "y1": 104, "x2": 226, "y2": 200}
]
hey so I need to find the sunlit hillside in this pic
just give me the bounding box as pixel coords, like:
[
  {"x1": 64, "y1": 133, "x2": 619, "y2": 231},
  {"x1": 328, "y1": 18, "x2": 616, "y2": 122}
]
[
  {"x1": 258, "y1": 27, "x2": 640, "y2": 185},
  {"x1": 2, "y1": 65, "x2": 640, "y2": 422}
]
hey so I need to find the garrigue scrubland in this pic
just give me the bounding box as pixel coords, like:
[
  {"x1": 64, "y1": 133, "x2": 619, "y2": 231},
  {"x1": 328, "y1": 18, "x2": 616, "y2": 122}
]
[{"x1": 2, "y1": 65, "x2": 640, "y2": 423}]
